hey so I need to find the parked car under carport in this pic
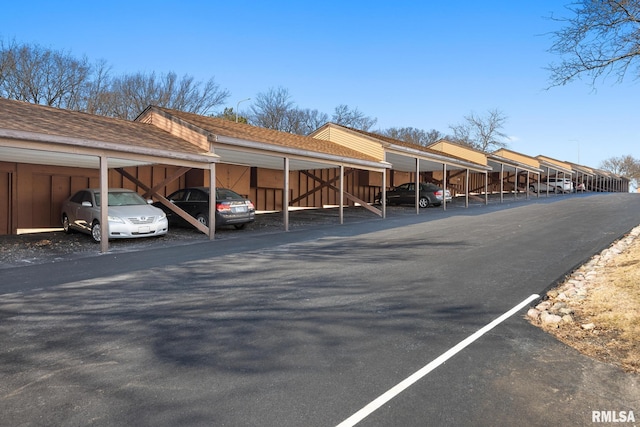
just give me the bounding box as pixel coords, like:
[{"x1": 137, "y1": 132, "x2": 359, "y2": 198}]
[
  {"x1": 375, "y1": 182, "x2": 452, "y2": 208},
  {"x1": 61, "y1": 188, "x2": 169, "y2": 243},
  {"x1": 155, "y1": 187, "x2": 255, "y2": 229}
]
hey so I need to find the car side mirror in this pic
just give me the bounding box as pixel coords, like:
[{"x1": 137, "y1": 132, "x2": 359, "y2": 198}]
[
  {"x1": 81, "y1": 201, "x2": 92, "y2": 207},
  {"x1": 146, "y1": 199, "x2": 153, "y2": 204}
]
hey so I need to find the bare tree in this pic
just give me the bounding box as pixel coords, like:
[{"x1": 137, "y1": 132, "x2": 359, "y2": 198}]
[
  {"x1": 105, "y1": 71, "x2": 229, "y2": 120},
  {"x1": 1, "y1": 40, "x2": 229, "y2": 119},
  {"x1": 600, "y1": 154, "x2": 640, "y2": 189},
  {"x1": 331, "y1": 104, "x2": 377, "y2": 131},
  {"x1": 249, "y1": 87, "x2": 296, "y2": 131},
  {"x1": 547, "y1": 0, "x2": 640, "y2": 87},
  {"x1": 290, "y1": 108, "x2": 329, "y2": 135},
  {"x1": 448, "y1": 109, "x2": 509, "y2": 152},
  {"x1": 249, "y1": 88, "x2": 376, "y2": 135},
  {"x1": 0, "y1": 40, "x2": 92, "y2": 110},
  {"x1": 379, "y1": 127, "x2": 443, "y2": 146}
]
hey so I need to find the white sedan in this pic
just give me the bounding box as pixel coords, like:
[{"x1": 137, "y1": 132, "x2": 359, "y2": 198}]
[{"x1": 61, "y1": 189, "x2": 168, "y2": 242}]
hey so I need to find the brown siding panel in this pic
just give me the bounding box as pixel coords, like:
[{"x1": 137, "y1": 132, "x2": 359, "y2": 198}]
[
  {"x1": 31, "y1": 174, "x2": 52, "y2": 228},
  {"x1": 0, "y1": 170, "x2": 12, "y2": 234}
]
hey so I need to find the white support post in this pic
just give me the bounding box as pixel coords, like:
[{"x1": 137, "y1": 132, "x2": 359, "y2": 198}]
[
  {"x1": 415, "y1": 158, "x2": 420, "y2": 215},
  {"x1": 465, "y1": 168, "x2": 469, "y2": 208},
  {"x1": 382, "y1": 169, "x2": 386, "y2": 219},
  {"x1": 283, "y1": 157, "x2": 290, "y2": 232},
  {"x1": 99, "y1": 155, "x2": 109, "y2": 254},
  {"x1": 484, "y1": 171, "x2": 488, "y2": 205},
  {"x1": 443, "y1": 163, "x2": 448, "y2": 211},
  {"x1": 208, "y1": 163, "x2": 216, "y2": 240},
  {"x1": 339, "y1": 164, "x2": 344, "y2": 225},
  {"x1": 500, "y1": 163, "x2": 504, "y2": 203}
]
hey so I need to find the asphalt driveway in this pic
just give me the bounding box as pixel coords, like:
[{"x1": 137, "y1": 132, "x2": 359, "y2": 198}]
[{"x1": 1, "y1": 193, "x2": 639, "y2": 426}]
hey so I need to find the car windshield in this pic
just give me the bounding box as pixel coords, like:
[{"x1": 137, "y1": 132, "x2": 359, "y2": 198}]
[{"x1": 95, "y1": 191, "x2": 147, "y2": 207}]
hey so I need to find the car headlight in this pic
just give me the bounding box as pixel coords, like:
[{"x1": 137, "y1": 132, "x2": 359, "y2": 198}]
[
  {"x1": 157, "y1": 212, "x2": 167, "y2": 221},
  {"x1": 108, "y1": 216, "x2": 125, "y2": 223}
]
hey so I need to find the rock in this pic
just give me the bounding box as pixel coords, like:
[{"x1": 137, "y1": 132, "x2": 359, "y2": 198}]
[
  {"x1": 552, "y1": 302, "x2": 567, "y2": 311},
  {"x1": 536, "y1": 301, "x2": 552, "y2": 311},
  {"x1": 581, "y1": 323, "x2": 596, "y2": 330},
  {"x1": 562, "y1": 315, "x2": 574, "y2": 323},
  {"x1": 527, "y1": 308, "x2": 540, "y2": 320},
  {"x1": 547, "y1": 290, "x2": 559, "y2": 299},
  {"x1": 541, "y1": 312, "x2": 563, "y2": 325}
]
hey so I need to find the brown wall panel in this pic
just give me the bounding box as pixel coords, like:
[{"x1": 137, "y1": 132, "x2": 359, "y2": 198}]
[
  {"x1": 31, "y1": 174, "x2": 52, "y2": 227},
  {"x1": 216, "y1": 164, "x2": 251, "y2": 197},
  {"x1": 257, "y1": 169, "x2": 285, "y2": 189},
  {"x1": 0, "y1": 171, "x2": 11, "y2": 234},
  {"x1": 51, "y1": 175, "x2": 72, "y2": 226}
]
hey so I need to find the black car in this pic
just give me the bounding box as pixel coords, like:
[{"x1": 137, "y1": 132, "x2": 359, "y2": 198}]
[
  {"x1": 156, "y1": 187, "x2": 255, "y2": 229},
  {"x1": 376, "y1": 182, "x2": 452, "y2": 208}
]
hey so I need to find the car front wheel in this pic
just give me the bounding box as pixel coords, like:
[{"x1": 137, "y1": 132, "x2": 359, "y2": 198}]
[
  {"x1": 62, "y1": 214, "x2": 72, "y2": 234},
  {"x1": 91, "y1": 221, "x2": 101, "y2": 243}
]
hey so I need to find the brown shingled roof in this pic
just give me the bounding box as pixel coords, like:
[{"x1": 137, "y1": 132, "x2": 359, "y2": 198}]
[
  {"x1": 326, "y1": 124, "x2": 487, "y2": 168},
  {"x1": 0, "y1": 98, "x2": 207, "y2": 156},
  {"x1": 150, "y1": 106, "x2": 381, "y2": 163}
]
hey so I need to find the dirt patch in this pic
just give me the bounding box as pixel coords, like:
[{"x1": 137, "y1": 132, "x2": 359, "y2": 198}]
[{"x1": 529, "y1": 226, "x2": 640, "y2": 373}]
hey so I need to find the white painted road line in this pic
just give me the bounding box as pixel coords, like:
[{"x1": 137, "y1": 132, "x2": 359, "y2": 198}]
[{"x1": 335, "y1": 293, "x2": 541, "y2": 427}]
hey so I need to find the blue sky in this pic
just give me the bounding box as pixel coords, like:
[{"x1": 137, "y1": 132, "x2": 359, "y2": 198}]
[{"x1": 2, "y1": 1, "x2": 638, "y2": 172}]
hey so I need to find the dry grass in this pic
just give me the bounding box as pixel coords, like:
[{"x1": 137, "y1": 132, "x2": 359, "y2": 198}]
[{"x1": 538, "y1": 234, "x2": 640, "y2": 373}]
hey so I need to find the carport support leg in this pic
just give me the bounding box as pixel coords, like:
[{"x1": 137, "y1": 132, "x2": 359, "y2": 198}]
[
  {"x1": 415, "y1": 158, "x2": 420, "y2": 215},
  {"x1": 484, "y1": 172, "x2": 488, "y2": 205},
  {"x1": 208, "y1": 163, "x2": 216, "y2": 240},
  {"x1": 442, "y1": 164, "x2": 447, "y2": 211},
  {"x1": 99, "y1": 155, "x2": 109, "y2": 254},
  {"x1": 500, "y1": 164, "x2": 504, "y2": 203},
  {"x1": 514, "y1": 167, "x2": 518, "y2": 201},
  {"x1": 339, "y1": 165, "x2": 344, "y2": 225},
  {"x1": 465, "y1": 168, "x2": 469, "y2": 208},
  {"x1": 283, "y1": 157, "x2": 289, "y2": 232},
  {"x1": 382, "y1": 169, "x2": 386, "y2": 219}
]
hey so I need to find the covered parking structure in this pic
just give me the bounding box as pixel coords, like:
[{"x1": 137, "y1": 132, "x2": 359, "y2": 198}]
[
  {"x1": 136, "y1": 106, "x2": 392, "y2": 230},
  {"x1": 566, "y1": 162, "x2": 596, "y2": 192},
  {"x1": 0, "y1": 98, "x2": 219, "y2": 253},
  {"x1": 535, "y1": 155, "x2": 575, "y2": 195},
  {"x1": 309, "y1": 124, "x2": 493, "y2": 216},
  {"x1": 591, "y1": 169, "x2": 628, "y2": 192},
  {"x1": 487, "y1": 149, "x2": 544, "y2": 202}
]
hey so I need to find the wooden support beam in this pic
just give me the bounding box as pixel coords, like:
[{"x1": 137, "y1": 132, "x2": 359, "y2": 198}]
[
  {"x1": 153, "y1": 194, "x2": 209, "y2": 234},
  {"x1": 298, "y1": 169, "x2": 382, "y2": 216},
  {"x1": 292, "y1": 169, "x2": 355, "y2": 205},
  {"x1": 115, "y1": 167, "x2": 191, "y2": 199},
  {"x1": 300, "y1": 169, "x2": 382, "y2": 216},
  {"x1": 115, "y1": 166, "x2": 209, "y2": 235}
]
